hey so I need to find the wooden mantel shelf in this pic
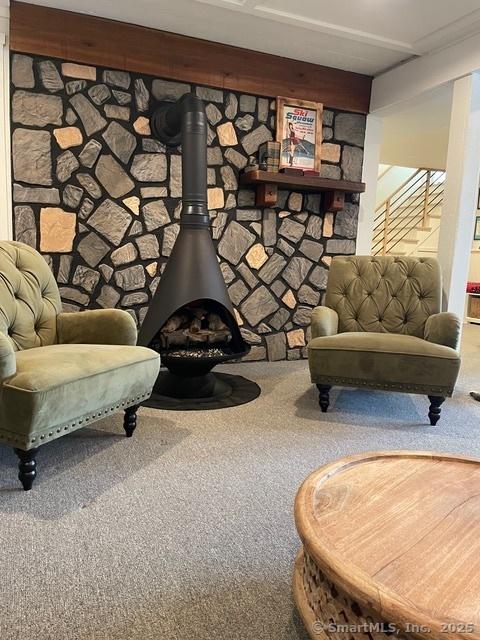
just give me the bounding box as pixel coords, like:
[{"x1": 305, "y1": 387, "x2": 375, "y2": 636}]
[{"x1": 240, "y1": 170, "x2": 365, "y2": 212}]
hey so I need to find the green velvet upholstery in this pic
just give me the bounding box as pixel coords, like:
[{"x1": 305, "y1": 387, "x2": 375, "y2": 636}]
[
  {"x1": 0, "y1": 241, "x2": 61, "y2": 351},
  {"x1": 1, "y1": 343, "x2": 159, "y2": 449},
  {"x1": 308, "y1": 332, "x2": 459, "y2": 395},
  {"x1": 310, "y1": 306, "x2": 339, "y2": 338},
  {"x1": 324, "y1": 255, "x2": 441, "y2": 337},
  {"x1": 0, "y1": 241, "x2": 160, "y2": 487},
  {"x1": 424, "y1": 312, "x2": 461, "y2": 350},
  {"x1": 0, "y1": 333, "x2": 16, "y2": 381},
  {"x1": 57, "y1": 309, "x2": 138, "y2": 346},
  {"x1": 307, "y1": 256, "x2": 461, "y2": 418}
]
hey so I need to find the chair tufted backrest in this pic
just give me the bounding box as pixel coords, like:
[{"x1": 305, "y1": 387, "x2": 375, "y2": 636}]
[
  {"x1": 325, "y1": 256, "x2": 441, "y2": 337},
  {"x1": 0, "y1": 241, "x2": 62, "y2": 351}
]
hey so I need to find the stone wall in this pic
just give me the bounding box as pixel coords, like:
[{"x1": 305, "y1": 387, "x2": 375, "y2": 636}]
[{"x1": 10, "y1": 53, "x2": 365, "y2": 361}]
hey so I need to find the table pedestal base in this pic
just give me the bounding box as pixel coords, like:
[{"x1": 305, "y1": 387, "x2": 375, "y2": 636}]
[{"x1": 293, "y1": 547, "x2": 410, "y2": 640}]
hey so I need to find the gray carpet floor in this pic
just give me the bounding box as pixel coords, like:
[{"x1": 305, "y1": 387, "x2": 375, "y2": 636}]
[{"x1": 1, "y1": 325, "x2": 480, "y2": 640}]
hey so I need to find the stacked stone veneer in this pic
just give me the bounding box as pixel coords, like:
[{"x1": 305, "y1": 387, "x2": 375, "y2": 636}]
[{"x1": 10, "y1": 54, "x2": 365, "y2": 361}]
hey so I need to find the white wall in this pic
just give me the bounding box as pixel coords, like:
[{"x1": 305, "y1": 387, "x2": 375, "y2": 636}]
[
  {"x1": 374, "y1": 80, "x2": 480, "y2": 290},
  {"x1": 375, "y1": 165, "x2": 417, "y2": 207},
  {"x1": 379, "y1": 84, "x2": 452, "y2": 171},
  {"x1": 468, "y1": 244, "x2": 480, "y2": 281}
]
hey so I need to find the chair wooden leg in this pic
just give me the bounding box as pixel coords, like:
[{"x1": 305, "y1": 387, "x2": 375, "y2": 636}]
[
  {"x1": 428, "y1": 396, "x2": 445, "y2": 426},
  {"x1": 123, "y1": 405, "x2": 139, "y2": 437},
  {"x1": 14, "y1": 447, "x2": 40, "y2": 491},
  {"x1": 316, "y1": 385, "x2": 331, "y2": 413}
]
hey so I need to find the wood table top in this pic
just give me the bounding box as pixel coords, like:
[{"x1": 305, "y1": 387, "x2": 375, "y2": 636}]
[{"x1": 295, "y1": 451, "x2": 480, "y2": 639}]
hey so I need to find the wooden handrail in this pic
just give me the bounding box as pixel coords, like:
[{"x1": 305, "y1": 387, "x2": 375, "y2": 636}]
[
  {"x1": 422, "y1": 171, "x2": 431, "y2": 228},
  {"x1": 382, "y1": 200, "x2": 391, "y2": 255},
  {"x1": 381, "y1": 183, "x2": 443, "y2": 240},
  {"x1": 382, "y1": 186, "x2": 444, "y2": 255},
  {"x1": 373, "y1": 174, "x2": 432, "y2": 228},
  {"x1": 377, "y1": 165, "x2": 393, "y2": 180},
  {"x1": 373, "y1": 171, "x2": 428, "y2": 223},
  {"x1": 372, "y1": 169, "x2": 445, "y2": 256},
  {"x1": 372, "y1": 184, "x2": 444, "y2": 252},
  {"x1": 375, "y1": 169, "x2": 423, "y2": 213}
]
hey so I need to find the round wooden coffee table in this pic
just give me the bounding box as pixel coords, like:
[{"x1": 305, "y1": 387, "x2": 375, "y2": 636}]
[{"x1": 294, "y1": 451, "x2": 480, "y2": 640}]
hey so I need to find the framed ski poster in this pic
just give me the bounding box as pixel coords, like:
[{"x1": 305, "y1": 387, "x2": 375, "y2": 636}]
[{"x1": 276, "y1": 96, "x2": 323, "y2": 172}]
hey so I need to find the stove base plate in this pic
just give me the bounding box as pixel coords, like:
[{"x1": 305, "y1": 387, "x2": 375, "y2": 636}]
[{"x1": 143, "y1": 371, "x2": 261, "y2": 411}]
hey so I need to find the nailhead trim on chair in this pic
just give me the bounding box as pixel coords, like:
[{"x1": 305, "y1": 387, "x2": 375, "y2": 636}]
[
  {"x1": 311, "y1": 376, "x2": 452, "y2": 396},
  {"x1": 0, "y1": 390, "x2": 153, "y2": 450}
]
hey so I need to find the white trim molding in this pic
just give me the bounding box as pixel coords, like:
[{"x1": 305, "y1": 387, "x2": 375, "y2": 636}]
[
  {"x1": 437, "y1": 73, "x2": 480, "y2": 318},
  {"x1": 356, "y1": 115, "x2": 382, "y2": 256},
  {"x1": 371, "y1": 31, "x2": 480, "y2": 115},
  {"x1": 0, "y1": 9, "x2": 12, "y2": 241}
]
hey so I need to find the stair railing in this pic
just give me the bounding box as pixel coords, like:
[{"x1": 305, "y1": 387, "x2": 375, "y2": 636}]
[
  {"x1": 373, "y1": 179, "x2": 443, "y2": 251},
  {"x1": 406, "y1": 218, "x2": 441, "y2": 255},
  {"x1": 386, "y1": 183, "x2": 444, "y2": 255},
  {"x1": 372, "y1": 169, "x2": 445, "y2": 256}
]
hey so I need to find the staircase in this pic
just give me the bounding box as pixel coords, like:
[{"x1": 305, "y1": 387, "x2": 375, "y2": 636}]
[{"x1": 372, "y1": 168, "x2": 445, "y2": 257}]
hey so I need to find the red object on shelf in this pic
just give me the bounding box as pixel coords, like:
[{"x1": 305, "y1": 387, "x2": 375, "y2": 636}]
[{"x1": 466, "y1": 282, "x2": 480, "y2": 293}]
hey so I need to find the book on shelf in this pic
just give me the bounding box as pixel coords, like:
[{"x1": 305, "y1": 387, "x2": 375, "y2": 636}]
[
  {"x1": 258, "y1": 141, "x2": 280, "y2": 172},
  {"x1": 280, "y1": 167, "x2": 304, "y2": 176}
]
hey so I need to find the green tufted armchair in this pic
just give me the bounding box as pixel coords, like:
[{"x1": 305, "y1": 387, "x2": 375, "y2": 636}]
[
  {"x1": 307, "y1": 256, "x2": 461, "y2": 425},
  {"x1": 0, "y1": 241, "x2": 160, "y2": 490}
]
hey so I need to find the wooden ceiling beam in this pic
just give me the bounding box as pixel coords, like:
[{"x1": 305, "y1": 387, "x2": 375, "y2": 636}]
[{"x1": 10, "y1": 1, "x2": 372, "y2": 114}]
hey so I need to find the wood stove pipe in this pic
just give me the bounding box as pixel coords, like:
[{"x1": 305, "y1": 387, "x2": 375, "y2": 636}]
[
  {"x1": 150, "y1": 93, "x2": 208, "y2": 226},
  {"x1": 137, "y1": 91, "x2": 250, "y2": 358}
]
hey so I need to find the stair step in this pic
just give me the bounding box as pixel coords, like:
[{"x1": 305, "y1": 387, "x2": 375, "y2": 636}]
[
  {"x1": 388, "y1": 212, "x2": 440, "y2": 219},
  {"x1": 373, "y1": 227, "x2": 436, "y2": 244},
  {"x1": 391, "y1": 210, "x2": 442, "y2": 219},
  {"x1": 395, "y1": 203, "x2": 440, "y2": 210},
  {"x1": 375, "y1": 251, "x2": 408, "y2": 256},
  {"x1": 397, "y1": 239, "x2": 418, "y2": 244}
]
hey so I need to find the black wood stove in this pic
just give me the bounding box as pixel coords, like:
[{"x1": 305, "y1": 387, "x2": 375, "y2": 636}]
[{"x1": 138, "y1": 93, "x2": 255, "y2": 408}]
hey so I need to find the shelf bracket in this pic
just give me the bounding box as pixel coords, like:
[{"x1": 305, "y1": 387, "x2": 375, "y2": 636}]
[
  {"x1": 255, "y1": 183, "x2": 278, "y2": 207},
  {"x1": 321, "y1": 190, "x2": 344, "y2": 214}
]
